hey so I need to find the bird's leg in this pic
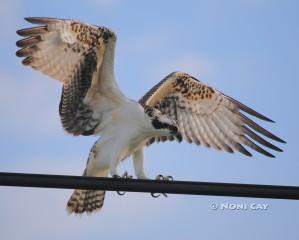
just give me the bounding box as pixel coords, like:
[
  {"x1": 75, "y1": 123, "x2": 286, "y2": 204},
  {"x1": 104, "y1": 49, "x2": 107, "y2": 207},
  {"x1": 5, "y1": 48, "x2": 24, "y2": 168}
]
[
  {"x1": 109, "y1": 152, "x2": 125, "y2": 179},
  {"x1": 113, "y1": 171, "x2": 133, "y2": 196},
  {"x1": 133, "y1": 147, "x2": 149, "y2": 179},
  {"x1": 151, "y1": 174, "x2": 174, "y2": 198}
]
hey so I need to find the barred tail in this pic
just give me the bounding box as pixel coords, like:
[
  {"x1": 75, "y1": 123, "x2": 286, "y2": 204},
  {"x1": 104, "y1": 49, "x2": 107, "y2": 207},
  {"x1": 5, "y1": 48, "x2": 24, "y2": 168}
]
[
  {"x1": 66, "y1": 189, "x2": 106, "y2": 214},
  {"x1": 66, "y1": 169, "x2": 108, "y2": 214}
]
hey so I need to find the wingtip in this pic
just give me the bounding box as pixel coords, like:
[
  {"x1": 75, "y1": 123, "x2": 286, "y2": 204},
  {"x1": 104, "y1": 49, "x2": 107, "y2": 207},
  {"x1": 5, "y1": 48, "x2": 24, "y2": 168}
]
[
  {"x1": 16, "y1": 39, "x2": 21, "y2": 47},
  {"x1": 265, "y1": 151, "x2": 276, "y2": 158},
  {"x1": 24, "y1": 17, "x2": 43, "y2": 24},
  {"x1": 225, "y1": 94, "x2": 277, "y2": 123},
  {"x1": 256, "y1": 112, "x2": 275, "y2": 123},
  {"x1": 24, "y1": 17, "x2": 61, "y2": 24},
  {"x1": 21, "y1": 56, "x2": 33, "y2": 66},
  {"x1": 16, "y1": 29, "x2": 25, "y2": 36},
  {"x1": 15, "y1": 49, "x2": 22, "y2": 57},
  {"x1": 24, "y1": 17, "x2": 39, "y2": 23},
  {"x1": 274, "y1": 146, "x2": 283, "y2": 152},
  {"x1": 275, "y1": 137, "x2": 286, "y2": 144},
  {"x1": 242, "y1": 149, "x2": 253, "y2": 157},
  {"x1": 253, "y1": 113, "x2": 275, "y2": 123},
  {"x1": 265, "y1": 118, "x2": 275, "y2": 123}
]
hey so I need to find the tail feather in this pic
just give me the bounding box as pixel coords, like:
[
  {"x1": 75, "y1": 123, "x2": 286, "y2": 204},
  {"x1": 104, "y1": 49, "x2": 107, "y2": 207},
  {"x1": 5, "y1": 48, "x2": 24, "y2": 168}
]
[
  {"x1": 66, "y1": 168, "x2": 108, "y2": 215},
  {"x1": 66, "y1": 189, "x2": 106, "y2": 214},
  {"x1": 67, "y1": 143, "x2": 109, "y2": 215}
]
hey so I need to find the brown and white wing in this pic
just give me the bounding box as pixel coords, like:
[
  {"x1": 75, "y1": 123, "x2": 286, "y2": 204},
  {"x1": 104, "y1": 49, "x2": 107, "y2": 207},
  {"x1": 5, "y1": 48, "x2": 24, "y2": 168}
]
[
  {"x1": 140, "y1": 71, "x2": 285, "y2": 157},
  {"x1": 16, "y1": 17, "x2": 124, "y2": 136}
]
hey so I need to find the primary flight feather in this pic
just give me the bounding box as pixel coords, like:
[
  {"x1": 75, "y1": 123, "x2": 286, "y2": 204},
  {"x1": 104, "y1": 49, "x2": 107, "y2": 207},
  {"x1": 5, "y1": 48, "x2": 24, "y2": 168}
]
[{"x1": 16, "y1": 17, "x2": 285, "y2": 214}]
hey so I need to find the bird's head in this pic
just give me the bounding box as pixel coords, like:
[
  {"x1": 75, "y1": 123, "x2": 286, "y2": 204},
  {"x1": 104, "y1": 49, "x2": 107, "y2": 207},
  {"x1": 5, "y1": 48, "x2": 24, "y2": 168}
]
[{"x1": 144, "y1": 106, "x2": 182, "y2": 142}]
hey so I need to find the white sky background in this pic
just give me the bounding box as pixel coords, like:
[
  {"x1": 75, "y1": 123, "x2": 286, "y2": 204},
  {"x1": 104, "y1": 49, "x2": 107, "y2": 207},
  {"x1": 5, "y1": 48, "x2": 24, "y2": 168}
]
[{"x1": 0, "y1": 0, "x2": 299, "y2": 239}]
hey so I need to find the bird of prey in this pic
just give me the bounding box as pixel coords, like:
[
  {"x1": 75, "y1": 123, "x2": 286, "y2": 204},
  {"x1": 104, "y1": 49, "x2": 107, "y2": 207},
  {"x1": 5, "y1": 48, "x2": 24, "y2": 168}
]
[{"x1": 16, "y1": 17, "x2": 285, "y2": 214}]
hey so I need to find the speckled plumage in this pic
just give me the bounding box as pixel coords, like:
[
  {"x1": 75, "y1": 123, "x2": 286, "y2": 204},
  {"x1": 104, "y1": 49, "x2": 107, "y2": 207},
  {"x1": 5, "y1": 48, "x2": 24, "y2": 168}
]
[
  {"x1": 16, "y1": 17, "x2": 285, "y2": 215},
  {"x1": 16, "y1": 17, "x2": 116, "y2": 136},
  {"x1": 140, "y1": 71, "x2": 285, "y2": 157}
]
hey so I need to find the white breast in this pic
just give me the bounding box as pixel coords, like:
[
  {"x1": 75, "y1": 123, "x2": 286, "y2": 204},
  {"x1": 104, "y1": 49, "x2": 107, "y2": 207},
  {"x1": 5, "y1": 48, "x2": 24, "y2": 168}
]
[{"x1": 95, "y1": 100, "x2": 150, "y2": 160}]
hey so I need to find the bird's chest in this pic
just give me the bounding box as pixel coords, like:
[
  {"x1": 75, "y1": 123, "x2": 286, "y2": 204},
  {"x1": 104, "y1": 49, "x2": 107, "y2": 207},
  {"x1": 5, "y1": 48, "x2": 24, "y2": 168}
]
[
  {"x1": 116, "y1": 120, "x2": 148, "y2": 160},
  {"x1": 102, "y1": 103, "x2": 149, "y2": 160}
]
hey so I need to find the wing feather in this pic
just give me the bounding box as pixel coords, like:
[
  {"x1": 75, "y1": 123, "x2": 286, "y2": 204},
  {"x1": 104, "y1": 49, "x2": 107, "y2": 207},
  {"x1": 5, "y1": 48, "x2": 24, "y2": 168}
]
[
  {"x1": 201, "y1": 115, "x2": 221, "y2": 150},
  {"x1": 140, "y1": 71, "x2": 285, "y2": 157},
  {"x1": 211, "y1": 112, "x2": 241, "y2": 153},
  {"x1": 206, "y1": 119, "x2": 223, "y2": 150},
  {"x1": 177, "y1": 110, "x2": 191, "y2": 143},
  {"x1": 16, "y1": 17, "x2": 123, "y2": 136},
  {"x1": 187, "y1": 115, "x2": 201, "y2": 145},
  {"x1": 242, "y1": 126, "x2": 282, "y2": 152},
  {"x1": 209, "y1": 117, "x2": 234, "y2": 153},
  {"x1": 181, "y1": 110, "x2": 194, "y2": 144},
  {"x1": 193, "y1": 115, "x2": 211, "y2": 148}
]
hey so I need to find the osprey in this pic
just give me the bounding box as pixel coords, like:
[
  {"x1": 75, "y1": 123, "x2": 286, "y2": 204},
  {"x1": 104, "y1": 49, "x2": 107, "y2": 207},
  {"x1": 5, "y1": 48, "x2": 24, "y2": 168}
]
[{"x1": 16, "y1": 17, "x2": 285, "y2": 214}]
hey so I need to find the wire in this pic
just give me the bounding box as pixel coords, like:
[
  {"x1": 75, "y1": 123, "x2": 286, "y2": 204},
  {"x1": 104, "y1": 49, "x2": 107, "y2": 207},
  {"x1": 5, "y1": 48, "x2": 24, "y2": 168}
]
[{"x1": 0, "y1": 172, "x2": 298, "y2": 200}]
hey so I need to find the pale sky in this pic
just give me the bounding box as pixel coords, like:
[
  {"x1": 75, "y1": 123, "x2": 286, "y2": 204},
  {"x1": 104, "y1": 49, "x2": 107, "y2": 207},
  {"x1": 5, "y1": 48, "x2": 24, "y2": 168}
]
[{"x1": 0, "y1": 1, "x2": 298, "y2": 239}]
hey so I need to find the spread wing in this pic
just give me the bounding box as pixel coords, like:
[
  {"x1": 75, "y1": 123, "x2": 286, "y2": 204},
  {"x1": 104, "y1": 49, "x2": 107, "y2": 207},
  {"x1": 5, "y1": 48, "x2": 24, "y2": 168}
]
[
  {"x1": 16, "y1": 17, "x2": 125, "y2": 136},
  {"x1": 139, "y1": 71, "x2": 285, "y2": 157}
]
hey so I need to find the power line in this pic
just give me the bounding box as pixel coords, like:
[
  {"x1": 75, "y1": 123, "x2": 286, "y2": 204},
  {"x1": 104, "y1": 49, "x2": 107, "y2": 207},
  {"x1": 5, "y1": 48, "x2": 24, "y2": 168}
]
[{"x1": 0, "y1": 172, "x2": 298, "y2": 200}]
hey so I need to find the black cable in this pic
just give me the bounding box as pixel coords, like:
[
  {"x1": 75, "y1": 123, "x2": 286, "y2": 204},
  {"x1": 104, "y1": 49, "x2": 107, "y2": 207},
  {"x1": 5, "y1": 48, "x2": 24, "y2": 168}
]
[{"x1": 0, "y1": 172, "x2": 298, "y2": 200}]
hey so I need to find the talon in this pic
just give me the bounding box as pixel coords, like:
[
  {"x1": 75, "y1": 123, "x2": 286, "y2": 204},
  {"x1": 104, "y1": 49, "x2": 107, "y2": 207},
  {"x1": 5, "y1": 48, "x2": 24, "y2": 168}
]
[
  {"x1": 155, "y1": 174, "x2": 164, "y2": 180},
  {"x1": 117, "y1": 191, "x2": 126, "y2": 196},
  {"x1": 115, "y1": 171, "x2": 133, "y2": 196},
  {"x1": 155, "y1": 174, "x2": 174, "y2": 181},
  {"x1": 151, "y1": 192, "x2": 161, "y2": 198},
  {"x1": 113, "y1": 175, "x2": 125, "y2": 195},
  {"x1": 165, "y1": 175, "x2": 173, "y2": 181},
  {"x1": 151, "y1": 174, "x2": 173, "y2": 198},
  {"x1": 150, "y1": 192, "x2": 168, "y2": 198}
]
